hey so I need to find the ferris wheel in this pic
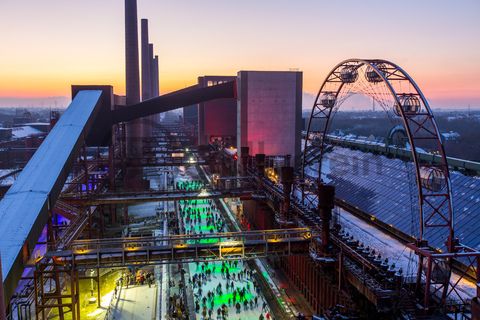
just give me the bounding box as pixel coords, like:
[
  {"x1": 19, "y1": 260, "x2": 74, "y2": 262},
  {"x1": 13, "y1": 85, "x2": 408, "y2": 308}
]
[{"x1": 302, "y1": 59, "x2": 454, "y2": 254}]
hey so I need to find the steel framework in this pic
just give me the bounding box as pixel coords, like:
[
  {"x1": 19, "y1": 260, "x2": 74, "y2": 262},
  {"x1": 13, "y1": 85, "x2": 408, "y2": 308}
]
[
  {"x1": 302, "y1": 59, "x2": 454, "y2": 251},
  {"x1": 40, "y1": 228, "x2": 313, "y2": 269},
  {"x1": 300, "y1": 59, "x2": 480, "y2": 311}
]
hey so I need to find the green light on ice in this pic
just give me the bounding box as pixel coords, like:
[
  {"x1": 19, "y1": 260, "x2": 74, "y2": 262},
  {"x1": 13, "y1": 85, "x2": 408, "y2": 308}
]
[{"x1": 213, "y1": 292, "x2": 254, "y2": 306}]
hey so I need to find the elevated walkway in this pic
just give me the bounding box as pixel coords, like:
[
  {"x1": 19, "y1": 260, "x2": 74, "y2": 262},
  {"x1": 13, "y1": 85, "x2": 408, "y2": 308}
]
[
  {"x1": 40, "y1": 228, "x2": 313, "y2": 269},
  {"x1": 60, "y1": 187, "x2": 263, "y2": 205}
]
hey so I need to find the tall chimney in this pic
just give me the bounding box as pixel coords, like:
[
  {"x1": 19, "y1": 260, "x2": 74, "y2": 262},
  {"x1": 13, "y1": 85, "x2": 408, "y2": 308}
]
[
  {"x1": 124, "y1": 0, "x2": 144, "y2": 190},
  {"x1": 152, "y1": 55, "x2": 160, "y2": 124},
  {"x1": 146, "y1": 43, "x2": 155, "y2": 134},
  {"x1": 152, "y1": 55, "x2": 159, "y2": 97},
  {"x1": 141, "y1": 20, "x2": 152, "y2": 137},
  {"x1": 141, "y1": 19, "x2": 151, "y2": 101},
  {"x1": 148, "y1": 44, "x2": 155, "y2": 96},
  {"x1": 125, "y1": 0, "x2": 140, "y2": 106}
]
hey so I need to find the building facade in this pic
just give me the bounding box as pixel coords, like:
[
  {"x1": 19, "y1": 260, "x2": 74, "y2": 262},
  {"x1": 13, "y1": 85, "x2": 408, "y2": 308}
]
[
  {"x1": 237, "y1": 71, "x2": 302, "y2": 166},
  {"x1": 197, "y1": 76, "x2": 237, "y2": 147}
]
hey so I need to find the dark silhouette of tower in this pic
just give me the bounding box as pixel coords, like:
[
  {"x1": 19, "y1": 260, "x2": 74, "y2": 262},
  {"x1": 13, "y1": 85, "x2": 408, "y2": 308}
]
[
  {"x1": 125, "y1": 0, "x2": 145, "y2": 190},
  {"x1": 152, "y1": 55, "x2": 160, "y2": 124},
  {"x1": 141, "y1": 19, "x2": 152, "y2": 102},
  {"x1": 141, "y1": 19, "x2": 153, "y2": 137},
  {"x1": 125, "y1": 0, "x2": 140, "y2": 106},
  {"x1": 152, "y1": 55, "x2": 159, "y2": 97}
]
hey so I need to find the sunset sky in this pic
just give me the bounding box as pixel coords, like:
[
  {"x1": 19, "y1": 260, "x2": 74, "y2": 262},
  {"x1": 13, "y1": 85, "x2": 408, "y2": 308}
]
[{"x1": 0, "y1": 0, "x2": 479, "y2": 108}]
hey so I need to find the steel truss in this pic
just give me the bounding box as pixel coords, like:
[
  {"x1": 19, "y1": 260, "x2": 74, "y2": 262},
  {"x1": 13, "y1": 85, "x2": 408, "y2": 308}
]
[
  {"x1": 34, "y1": 265, "x2": 80, "y2": 320},
  {"x1": 39, "y1": 228, "x2": 313, "y2": 269},
  {"x1": 60, "y1": 187, "x2": 262, "y2": 205},
  {"x1": 301, "y1": 59, "x2": 479, "y2": 311}
]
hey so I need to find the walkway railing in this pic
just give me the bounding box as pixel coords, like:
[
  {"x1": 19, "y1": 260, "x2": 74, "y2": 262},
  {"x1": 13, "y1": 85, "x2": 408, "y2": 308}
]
[
  {"x1": 104, "y1": 282, "x2": 122, "y2": 320},
  {"x1": 41, "y1": 228, "x2": 314, "y2": 269}
]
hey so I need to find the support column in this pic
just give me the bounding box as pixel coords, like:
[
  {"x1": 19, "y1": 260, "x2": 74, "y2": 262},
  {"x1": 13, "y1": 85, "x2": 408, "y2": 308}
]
[
  {"x1": 108, "y1": 144, "x2": 115, "y2": 191},
  {"x1": 472, "y1": 298, "x2": 480, "y2": 320},
  {"x1": 87, "y1": 207, "x2": 93, "y2": 238},
  {"x1": 255, "y1": 154, "x2": 265, "y2": 177},
  {"x1": 82, "y1": 144, "x2": 89, "y2": 194},
  {"x1": 124, "y1": 206, "x2": 129, "y2": 225},
  {"x1": 280, "y1": 166, "x2": 294, "y2": 223},
  {"x1": 100, "y1": 205, "x2": 105, "y2": 236},
  {"x1": 318, "y1": 183, "x2": 335, "y2": 256},
  {"x1": 53, "y1": 267, "x2": 65, "y2": 320},
  {"x1": 96, "y1": 269, "x2": 101, "y2": 308},
  {"x1": 240, "y1": 147, "x2": 249, "y2": 176}
]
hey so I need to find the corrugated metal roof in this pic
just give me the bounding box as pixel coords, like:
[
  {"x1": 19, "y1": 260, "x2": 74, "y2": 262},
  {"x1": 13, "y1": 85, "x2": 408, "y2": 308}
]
[{"x1": 319, "y1": 146, "x2": 480, "y2": 250}]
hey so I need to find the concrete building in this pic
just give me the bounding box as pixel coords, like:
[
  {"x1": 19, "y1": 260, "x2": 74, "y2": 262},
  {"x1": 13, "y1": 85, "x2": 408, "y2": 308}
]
[
  {"x1": 198, "y1": 76, "x2": 237, "y2": 146},
  {"x1": 237, "y1": 71, "x2": 302, "y2": 166}
]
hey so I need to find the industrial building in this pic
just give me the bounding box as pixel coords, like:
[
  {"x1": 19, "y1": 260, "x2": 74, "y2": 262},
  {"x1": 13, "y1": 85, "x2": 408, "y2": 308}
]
[
  {"x1": 237, "y1": 71, "x2": 303, "y2": 167},
  {"x1": 198, "y1": 76, "x2": 237, "y2": 147}
]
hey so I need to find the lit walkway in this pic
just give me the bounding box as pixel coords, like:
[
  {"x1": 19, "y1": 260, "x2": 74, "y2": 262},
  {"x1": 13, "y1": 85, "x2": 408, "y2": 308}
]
[{"x1": 110, "y1": 285, "x2": 157, "y2": 320}]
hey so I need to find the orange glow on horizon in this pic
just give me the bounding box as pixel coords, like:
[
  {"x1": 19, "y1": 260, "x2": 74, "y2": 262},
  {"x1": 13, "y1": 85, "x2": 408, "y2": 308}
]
[{"x1": 1, "y1": 71, "x2": 478, "y2": 106}]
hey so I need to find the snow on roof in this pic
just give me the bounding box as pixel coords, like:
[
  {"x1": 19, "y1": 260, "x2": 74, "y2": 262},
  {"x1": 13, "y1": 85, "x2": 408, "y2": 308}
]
[
  {"x1": 21, "y1": 122, "x2": 50, "y2": 126},
  {"x1": 11, "y1": 126, "x2": 44, "y2": 139},
  {"x1": 0, "y1": 169, "x2": 17, "y2": 186},
  {"x1": 0, "y1": 90, "x2": 102, "y2": 287},
  {"x1": 0, "y1": 169, "x2": 15, "y2": 177}
]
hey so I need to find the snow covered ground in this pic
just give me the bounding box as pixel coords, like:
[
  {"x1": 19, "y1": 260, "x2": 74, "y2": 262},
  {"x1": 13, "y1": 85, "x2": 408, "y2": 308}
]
[{"x1": 110, "y1": 285, "x2": 157, "y2": 320}]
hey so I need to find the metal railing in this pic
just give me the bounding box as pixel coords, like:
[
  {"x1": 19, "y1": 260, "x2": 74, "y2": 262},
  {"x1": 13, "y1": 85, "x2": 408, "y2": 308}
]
[{"x1": 42, "y1": 228, "x2": 313, "y2": 269}]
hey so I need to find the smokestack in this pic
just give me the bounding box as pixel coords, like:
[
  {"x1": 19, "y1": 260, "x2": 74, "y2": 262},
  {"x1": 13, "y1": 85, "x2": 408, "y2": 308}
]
[
  {"x1": 146, "y1": 43, "x2": 155, "y2": 134},
  {"x1": 141, "y1": 19, "x2": 151, "y2": 101},
  {"x1": 152, "y1": 55, "x2": 159, "y2": 97},
  {"x1": 125, "y1": 0, "x2": 140, "y2": 106},
  {"x1": 148, "y1": 44, "x2": 154, "y2": 97},
  {"x1": 141, "y1": 20, "x2": 152, "y2": 138},
  {"x1": 124, "y1": 0, "x2": 145, "y2": 190},
  {"x1": 148, "y1": 43, "x2": 155, "y2": 97},
  {"x1": 125, "y1": 0, "x2": 142, "y2": 155},
  {"x1": 152, "y1": 55, "x2": 160, "y2": 124}
]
